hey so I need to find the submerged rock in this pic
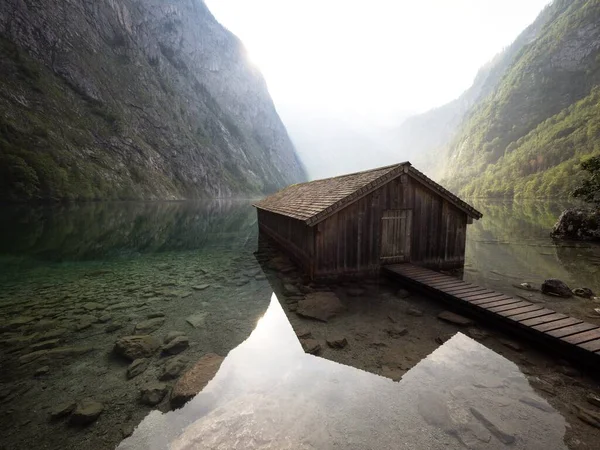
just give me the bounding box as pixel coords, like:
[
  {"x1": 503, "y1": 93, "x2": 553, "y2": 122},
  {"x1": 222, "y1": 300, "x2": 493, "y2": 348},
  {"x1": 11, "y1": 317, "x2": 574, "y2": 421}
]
[
  {"x1": 541, "y1": 279, "x2": 572, "y2": 298},
  {"x1": 406, "y1": 307, "x2": 423, "y2": 317},
  {"x1": 49, "y1": 401, "x2": 76, "y2": 420},
  {"x1": 437, "y1": 311, "x2": 473, "y2": 326},
  {"x1": 575, "y1": 404, "x2": 600, "y2": 429},
  {"x1": 573, "y1": 287, "x2": 595, "y2": 298},
  {"x1": 326, "y1": 336, "x2": 348, "y2": 349},
  {"x1": 134, "y1": 317, "x2": 165, "y2": 334},
  {"x1": 140, "y1": 382, "x2": 168, "y2": 406},
  {"x1": 164, "y1": 331, "x2": 187, "y2": 344},
  {"x1": 34, "y1": 366, "x2": 49, "y2": 377},
  {"x1": 69, "y1": 399, "x2": 104, "y2": 426},
  {"x1": 171, "y1": 353, "x2": 224, "y2": 409},
  {"x1": 396, "y1": 289, "x2": 411, "y2": 299},
  {"x1": 301, "y1": 338, "x2": 321, "y2": 355},
  {"x1": 551, "y1": 208, "x2": 600, "y2": 241},
  {"x1": 191, "y1": 284, "x2": 211, "y2": 291},
  {"x1": 186, "y1": 313, "x2": 208, "y2": 328},
  {"x1": 114, "y1": 335, "x2": 160, "y2": 361},
  {"x1": 346, "y1": 288, "x2": 366, "y2": 297},
  {"x1": 162, "y1": 336, "x2": 189, "y2": 355},
  {"x1": 127, "y1": 358, "x2": 149, "y2": 379},
  {"x1": 160, "y1": 357, "x2": 188, "y2": 381},
  {"x1": 297, "y1": 292, "x2": 345, "y2": 322},
  {"x1": 386, "y1": 326, "x2": 408, "y2": 338}
]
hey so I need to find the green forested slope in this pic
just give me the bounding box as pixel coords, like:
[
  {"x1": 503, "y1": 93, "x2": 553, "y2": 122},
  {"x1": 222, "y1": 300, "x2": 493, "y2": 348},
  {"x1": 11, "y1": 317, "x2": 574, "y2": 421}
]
[{"x1": 442, "y1": 0, "x2": 600, "y2": 198}]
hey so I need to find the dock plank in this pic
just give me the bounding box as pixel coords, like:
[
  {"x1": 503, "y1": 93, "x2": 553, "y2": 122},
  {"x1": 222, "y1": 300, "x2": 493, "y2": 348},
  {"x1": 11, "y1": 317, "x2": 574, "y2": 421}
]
[
  {"x1": 518, "y1": 313, "x2": 567, "y2": 327},
  {"x1": 382, "y1": 263, "x2": 600, "y2": 365}
]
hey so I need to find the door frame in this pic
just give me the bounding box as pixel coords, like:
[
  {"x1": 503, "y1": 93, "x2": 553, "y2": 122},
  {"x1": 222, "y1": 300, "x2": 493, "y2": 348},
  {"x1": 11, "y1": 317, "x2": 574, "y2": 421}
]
[{"x1": 379, "y1": 209, "x2": 412, "y2": 265}]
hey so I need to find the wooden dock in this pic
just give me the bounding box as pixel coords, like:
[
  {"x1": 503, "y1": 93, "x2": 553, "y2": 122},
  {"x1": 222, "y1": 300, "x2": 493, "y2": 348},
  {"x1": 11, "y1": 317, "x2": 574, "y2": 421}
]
[{"x1": 383, "y1": 263, "x2": 600, "y2": 365}]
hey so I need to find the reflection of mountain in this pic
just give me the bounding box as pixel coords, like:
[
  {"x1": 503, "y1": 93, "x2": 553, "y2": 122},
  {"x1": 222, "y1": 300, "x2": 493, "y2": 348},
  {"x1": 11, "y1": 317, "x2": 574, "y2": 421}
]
[
  {"x1": 464, "y1": 199, "x2": 600, "y2": 295},
  {"x1": 0, "y1": 200, "x2": 256, "y2": 261},
  {"x1": 119, "y1": 295, "x2": 566, "y2": 450}
]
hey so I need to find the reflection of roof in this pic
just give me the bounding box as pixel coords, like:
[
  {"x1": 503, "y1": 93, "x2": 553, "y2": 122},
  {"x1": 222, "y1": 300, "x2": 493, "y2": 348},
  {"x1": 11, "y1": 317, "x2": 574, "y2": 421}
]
[{"x1": 253, "y1": 162, "x2": 482, "y2": 225}]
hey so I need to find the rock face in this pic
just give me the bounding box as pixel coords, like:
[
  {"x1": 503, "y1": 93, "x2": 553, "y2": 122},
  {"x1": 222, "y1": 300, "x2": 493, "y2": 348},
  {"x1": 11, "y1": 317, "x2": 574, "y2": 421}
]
[
  {"x1": 296, "y1": 292, "x2": 345, "y2": 322},
  {"x1": 541, "y1": 279, "x2": 573, "y2": 298},
  {"x1": 551, "y1": 209, "x2": 600, "y2": 241},
  {"x1": 0, "y1": 0, "x2": 306, "y2": 202},
  {"x1": 171, "y1": 353, "x2": 223, "y2": 409},
  {"x1": 114, "y1": 335, "x2": 160, "y2": 361}
]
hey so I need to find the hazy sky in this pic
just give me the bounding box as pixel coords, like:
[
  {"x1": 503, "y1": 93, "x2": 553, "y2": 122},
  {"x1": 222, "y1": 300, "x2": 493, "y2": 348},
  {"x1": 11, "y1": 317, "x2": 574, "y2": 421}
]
[{"x1": 206, "y1": 0, "x2": 551, "y2": 124}]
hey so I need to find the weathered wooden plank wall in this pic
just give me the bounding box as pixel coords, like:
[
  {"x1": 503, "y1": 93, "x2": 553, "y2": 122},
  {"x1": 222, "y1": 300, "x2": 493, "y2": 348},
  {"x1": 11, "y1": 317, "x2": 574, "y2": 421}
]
[
  {"x1": 410, "y1": 181, "x2": 467, "y2": 269},
  {"x1": 314, "y1": 177, "x2": 406, "y2": 278},
  {"x1": 256, "y1": 209, "x2": 313, "y2": 274},
  {"x1": 257, "y1": 172, "x2": 470, "y2": 280}
]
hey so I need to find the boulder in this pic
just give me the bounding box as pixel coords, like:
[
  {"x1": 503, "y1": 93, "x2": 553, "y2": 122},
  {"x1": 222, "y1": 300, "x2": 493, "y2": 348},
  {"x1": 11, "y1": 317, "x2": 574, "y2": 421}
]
[
  {"x1": 396, "y1": 289, "x2": 411, "y2": 299},
  {"x1": 326, "y1": 336, "x2": 348, "y2": 349},
  {"x1": 541, "y1": 279, "x2": 572, "y2": 298},
  {"x1": 551, "y1": 208, "x2": 600, "y2": 241},
  {"x1": 127, "y1": 358, "x2": 149, "y2": 379},
  {"x1": 297, "y1": 292, "x2": 345, "y2": 322},
  {"x1": 140, "y1": 382, "x2": 168, "y2": 406},
  {"x1": 437, "y1": 311, "x2": 473, "y2": 326},
  {"x1": 69, "y1": 399, "x2": 104, "y2": 425},
  {"x1": 171, "y1": 353, "x2": 224, "y2": 409},
  {"x1": 301, "y1": 339, "x2": 321, "y2": 354},
  {"x1": 134, "y1": 317, "x2": 165, "y2": 334},
  {"x1": 573, "y1": 287, "x2": 595, "y2": 298},
  {"x1": 160, "y1": 357, "x2": 188, "y2": 380},
  {"x1": 114, "y1": 335, "x2": 160, "y2": 361},
  {"x1": 162, "y1": 336, "x2": 189, "y2": 355}
]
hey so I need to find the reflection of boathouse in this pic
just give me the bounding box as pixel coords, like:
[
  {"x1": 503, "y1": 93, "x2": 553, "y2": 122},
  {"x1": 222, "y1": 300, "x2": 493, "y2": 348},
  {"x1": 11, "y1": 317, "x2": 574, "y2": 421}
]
[{"x1": 254, "y1": 162, "x2": 482, "y2": 280}]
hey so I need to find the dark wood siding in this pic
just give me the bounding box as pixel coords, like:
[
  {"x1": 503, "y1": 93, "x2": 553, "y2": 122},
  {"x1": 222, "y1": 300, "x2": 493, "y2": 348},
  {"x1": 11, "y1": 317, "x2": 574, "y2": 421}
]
[
  {"x1": 256, "y1": 209, "x2": 314, "y2": 275},
  {"x1": 409, "y1": 179, "x2": 467, "y2": 269},
  {"x1": 256, "y1": 170, "x2": 471, "y2": 280},
  {"x1": 314, "y1": 177, "x2": 406, "y2": 278}
]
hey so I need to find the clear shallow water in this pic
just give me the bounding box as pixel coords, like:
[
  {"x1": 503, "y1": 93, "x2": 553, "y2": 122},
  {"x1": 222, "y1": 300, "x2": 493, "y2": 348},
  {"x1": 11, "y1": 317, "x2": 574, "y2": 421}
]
[
  {"x1": 464, "y1": 199, "x2": 600, "y2": 321},
  {"x1": 120, "y1": 295, "x2": 567, "y2": 450},
  {"x1": 0, "y1": 199, "x2": 596, "y2": 449}
]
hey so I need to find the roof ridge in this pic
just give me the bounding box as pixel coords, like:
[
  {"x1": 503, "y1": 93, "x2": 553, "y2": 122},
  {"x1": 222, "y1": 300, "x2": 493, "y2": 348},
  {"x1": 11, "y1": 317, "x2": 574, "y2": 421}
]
[{"x1": 292, "y1": 162, "x2": 409, "y2": 186}]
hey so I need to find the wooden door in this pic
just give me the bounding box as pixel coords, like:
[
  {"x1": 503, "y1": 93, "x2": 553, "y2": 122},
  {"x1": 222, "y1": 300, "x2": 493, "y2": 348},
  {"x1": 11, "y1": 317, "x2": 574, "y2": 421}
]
[{"x1": 380, "y1": 209, "x2": 411, "y2": 264}]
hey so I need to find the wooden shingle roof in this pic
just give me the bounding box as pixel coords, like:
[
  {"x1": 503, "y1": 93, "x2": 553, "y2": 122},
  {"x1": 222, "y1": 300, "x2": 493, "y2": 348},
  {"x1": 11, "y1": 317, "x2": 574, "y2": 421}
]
[{"x1": 254, "y1": 162, "x2": 482, "y2": 225}]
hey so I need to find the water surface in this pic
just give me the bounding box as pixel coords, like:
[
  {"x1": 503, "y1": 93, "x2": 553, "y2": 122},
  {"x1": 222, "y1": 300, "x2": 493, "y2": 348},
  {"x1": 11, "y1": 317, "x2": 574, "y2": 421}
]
[{"x1": 0, "y1": 199, "x2": 597, "y2": 449}]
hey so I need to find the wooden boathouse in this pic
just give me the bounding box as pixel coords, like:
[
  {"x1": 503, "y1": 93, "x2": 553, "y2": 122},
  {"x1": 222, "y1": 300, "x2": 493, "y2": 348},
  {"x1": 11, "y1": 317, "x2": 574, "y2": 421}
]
[{"x1": 253, "y1": 162, "x2": 482, "y2": 280}]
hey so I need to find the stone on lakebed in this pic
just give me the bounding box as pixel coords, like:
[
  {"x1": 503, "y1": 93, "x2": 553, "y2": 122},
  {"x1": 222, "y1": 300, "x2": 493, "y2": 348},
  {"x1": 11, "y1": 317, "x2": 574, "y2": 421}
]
[
  {"x1": 296, "y1": 292, "x2": 345, "y2": 322},
  {"x1": 170, "y1": 353, "x2": 224, "y2": 409},
  {"x1": 437, "y1": 311, "x2": 473, "y2": 326},
  {"x1": 114, "y1": 335, "x2": 160, "y2": 361},
  {"x1": 69, "y1": 399, "x2": 104, "y2": 426}
]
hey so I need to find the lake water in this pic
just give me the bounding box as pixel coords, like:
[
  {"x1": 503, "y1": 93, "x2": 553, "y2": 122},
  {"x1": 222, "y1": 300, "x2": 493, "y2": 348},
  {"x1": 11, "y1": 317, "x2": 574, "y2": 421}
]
[{"x1": 0, "y1": 199, "x2": 599, "y2": 449}]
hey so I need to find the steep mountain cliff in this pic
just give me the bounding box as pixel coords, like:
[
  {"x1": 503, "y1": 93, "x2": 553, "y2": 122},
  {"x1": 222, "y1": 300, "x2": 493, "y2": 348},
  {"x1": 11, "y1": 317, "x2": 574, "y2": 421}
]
[
  {"x1": 394, "y1": 2, "x2": 557, "y2": 179},
  {"x1": 440, "y1": 0, "x2": 600, "y2": 198},
  {"x1": 0, "y1": 0, "x2": 306, "y2": 202}
]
